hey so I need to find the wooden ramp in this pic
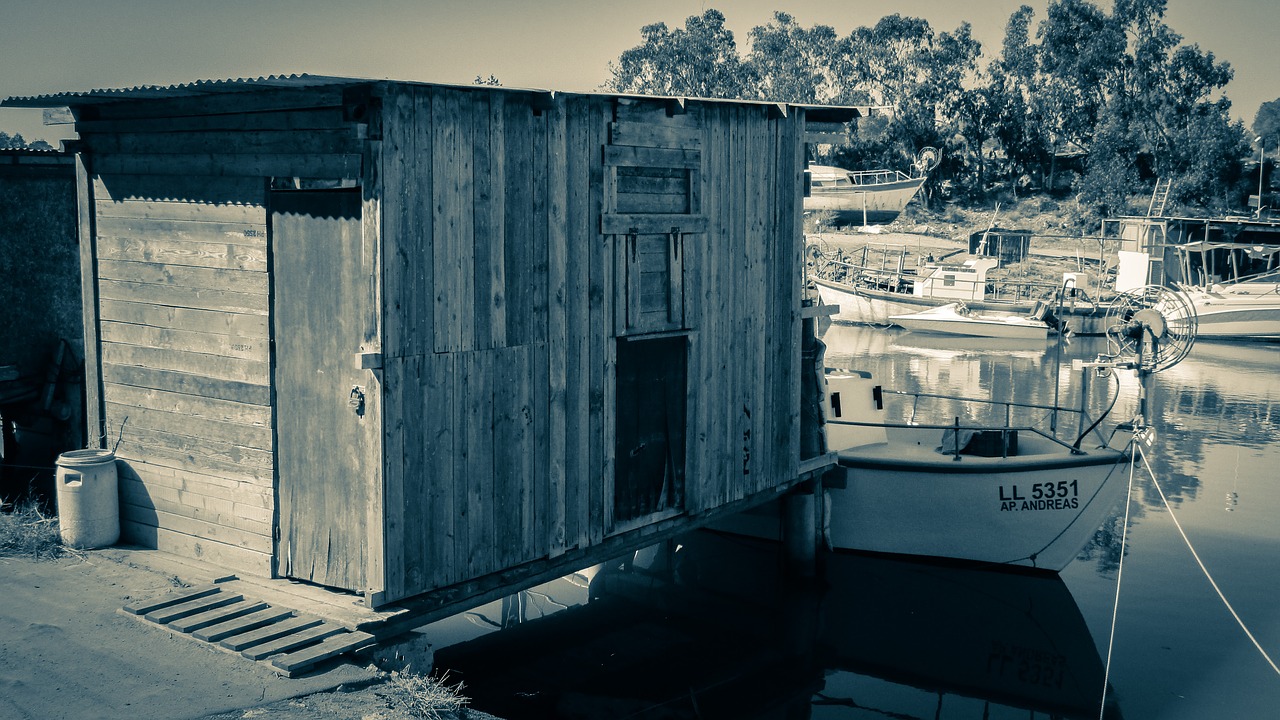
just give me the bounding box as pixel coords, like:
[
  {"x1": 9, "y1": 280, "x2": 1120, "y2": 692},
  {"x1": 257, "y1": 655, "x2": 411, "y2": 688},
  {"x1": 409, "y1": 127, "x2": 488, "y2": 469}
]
[{"x1": 122, "y1": 585, "x2": 376, "y2": 677}]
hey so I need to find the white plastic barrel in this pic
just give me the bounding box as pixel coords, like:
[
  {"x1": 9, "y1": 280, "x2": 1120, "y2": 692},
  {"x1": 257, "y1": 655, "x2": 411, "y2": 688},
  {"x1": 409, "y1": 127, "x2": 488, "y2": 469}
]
[{"x1": 54, "y1": 449, "x2": 120, "y2": 549}]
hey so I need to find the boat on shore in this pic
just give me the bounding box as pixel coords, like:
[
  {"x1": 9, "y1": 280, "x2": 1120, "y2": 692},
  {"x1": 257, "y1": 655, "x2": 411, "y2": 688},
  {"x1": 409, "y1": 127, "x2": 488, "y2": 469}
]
[{"x1": 804, "y1": 148, "x2": 939, "y2": 226}]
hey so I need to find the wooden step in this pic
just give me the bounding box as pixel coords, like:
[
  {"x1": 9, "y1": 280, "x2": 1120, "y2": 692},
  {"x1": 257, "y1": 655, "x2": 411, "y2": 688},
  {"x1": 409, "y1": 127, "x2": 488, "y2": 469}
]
[
  {"x1": 123, "y1": 585, "x2": 220, "y2": 615},
  {"x1": 144, "y1": 592, "x2": 243, "y2": 624},
  {"x1": 218, "y1": 615, "x2": 324, "y2": 652},
  {"x1": 168, "y1": 599, "x2": 268, "y2": 633},
  {"x1": 241, "y1": 622, "x2": 346, "y2": 661},
  {"x1": 192, "y1": 606, "x2": 294, "y2": 642},
  {"x1": 271, "y1": 631, "x2": 376, "y2": 677},
  {"x1": 124, "y1": 585, "x2": 376, "y2": 676}
]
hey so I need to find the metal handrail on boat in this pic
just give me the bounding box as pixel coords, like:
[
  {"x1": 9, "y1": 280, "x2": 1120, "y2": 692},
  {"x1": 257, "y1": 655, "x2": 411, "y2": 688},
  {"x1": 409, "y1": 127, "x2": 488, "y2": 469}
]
[
  {"x1": 824, "y1": 418, "x2": 1086, "y2": 458},
  {"x1": 811, "y1": 248, "x2": 1085, "y2": 303},
  {"x1": 878, "y1": 387, "x2": 1109, "y2": 449}
]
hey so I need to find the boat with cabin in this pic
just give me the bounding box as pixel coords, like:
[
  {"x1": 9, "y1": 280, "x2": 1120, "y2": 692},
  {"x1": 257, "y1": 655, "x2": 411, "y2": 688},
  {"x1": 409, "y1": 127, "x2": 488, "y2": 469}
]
[
  {"x1": 1173, "y1": 241, "x2": 1280, "y2": 340},
  {"x1": 804, "y1": 147, "x2": 939, "y2": 226},
  {"x1": 718, "y1": 284, "x2": 1208, "y2": 572}
]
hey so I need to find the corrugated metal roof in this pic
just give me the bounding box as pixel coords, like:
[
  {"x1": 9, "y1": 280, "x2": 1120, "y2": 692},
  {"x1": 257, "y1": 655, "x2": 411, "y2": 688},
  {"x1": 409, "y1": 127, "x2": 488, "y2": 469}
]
[
  {"x1": 2, "y1": 73, "x2": 874, "y2": 122},
  {"x1": 1, "y1": 74, "x2": 370, "y2": 108}
]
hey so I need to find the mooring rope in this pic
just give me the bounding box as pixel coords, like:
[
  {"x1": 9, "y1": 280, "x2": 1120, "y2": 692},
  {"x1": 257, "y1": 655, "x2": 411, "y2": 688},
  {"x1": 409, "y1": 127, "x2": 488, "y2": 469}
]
[
  {"x1": 1137, "y1": 444, "x2": 1280, "y2": 677},
  {"x1": 1098, "y1": 435, "x2": 1138, "y2": 720}
]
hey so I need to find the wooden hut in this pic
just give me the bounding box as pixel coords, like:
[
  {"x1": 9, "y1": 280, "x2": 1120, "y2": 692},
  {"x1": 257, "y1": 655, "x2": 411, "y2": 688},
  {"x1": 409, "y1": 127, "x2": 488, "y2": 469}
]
[{"x1": 4, "y1": 76, "x2": 845, "y2": 609}]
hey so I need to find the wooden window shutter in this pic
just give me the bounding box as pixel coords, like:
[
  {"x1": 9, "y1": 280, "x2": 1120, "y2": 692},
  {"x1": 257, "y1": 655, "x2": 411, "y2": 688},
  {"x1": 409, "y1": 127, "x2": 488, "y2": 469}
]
[{"x1": 601, "y1": 109, "x2": 704, "y2": 336}]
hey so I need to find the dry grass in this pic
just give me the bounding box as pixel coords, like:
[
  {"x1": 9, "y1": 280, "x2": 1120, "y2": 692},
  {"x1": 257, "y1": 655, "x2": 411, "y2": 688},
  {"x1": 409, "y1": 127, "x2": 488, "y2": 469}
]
[
  {"x1": 382, "y1": 668, "x2": 470, "y2": 720},
  {"x1": 0, "y1": 500, "x2": 70, "y2": 560}
]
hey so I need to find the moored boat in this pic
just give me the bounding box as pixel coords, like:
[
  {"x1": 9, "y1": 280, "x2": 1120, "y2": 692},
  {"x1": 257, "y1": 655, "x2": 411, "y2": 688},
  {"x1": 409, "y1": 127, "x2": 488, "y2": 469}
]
[
  {"x1": 889, "y1": 301, "x2": 1058, "y2": 340},
  {"x1": 1173, "y1": 242, "x2": 1280, "y2": 340},
  {"x1": 717, "y1": 369, "x2": 1131, "y2": 572},
  {"x1": 819, "y1": 372, "x2": 1129, "y2": 571}
]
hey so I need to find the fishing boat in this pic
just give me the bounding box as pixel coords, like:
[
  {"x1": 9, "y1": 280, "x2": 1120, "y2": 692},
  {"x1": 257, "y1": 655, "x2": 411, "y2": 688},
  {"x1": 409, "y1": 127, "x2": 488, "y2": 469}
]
[
  {"x1": 1173, "y1": 241, "x2": 1280, "y2": 340},
  {"x1": 717, "y1": 285, "x2": 1199, "y2": 573},
  {"x1": 804, "y1": 147, "x2": 939, "y2": 226},
  {"x1": 889, "y1": 301, "x2": 1058, "y2": 340},
  {"x1": 808, "y1": 243, "x2": 1097, "y2": 329},
  {"x1": 718, "y1": 370, "x2": 1131, "y2": 573},
  {"x1": 817, "y1": 371, "x2": 1129, "y2": 571}
]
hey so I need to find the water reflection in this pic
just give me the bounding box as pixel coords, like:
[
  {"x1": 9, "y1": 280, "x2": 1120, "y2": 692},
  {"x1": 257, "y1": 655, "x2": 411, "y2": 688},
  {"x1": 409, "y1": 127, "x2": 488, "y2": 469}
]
[{"x1": 408, "y1": 532, "x2": 1118, "y2": 719}]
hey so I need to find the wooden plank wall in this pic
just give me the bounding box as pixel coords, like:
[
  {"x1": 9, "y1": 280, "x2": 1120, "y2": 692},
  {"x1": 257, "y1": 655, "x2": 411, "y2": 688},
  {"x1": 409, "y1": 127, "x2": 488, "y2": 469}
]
[
  {"x1": 78, "y1": 88, "x2": 366, "y2": 576},
  {"x1": 380, "y1": 89, "x2": 804, "y2": 603}
]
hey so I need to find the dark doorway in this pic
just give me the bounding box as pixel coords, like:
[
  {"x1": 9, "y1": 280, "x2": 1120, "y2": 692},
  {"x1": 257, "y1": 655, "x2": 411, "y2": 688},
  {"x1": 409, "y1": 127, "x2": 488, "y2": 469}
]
[{"x1": 613, "y1": 336, "x2": 687, "y2": 527}]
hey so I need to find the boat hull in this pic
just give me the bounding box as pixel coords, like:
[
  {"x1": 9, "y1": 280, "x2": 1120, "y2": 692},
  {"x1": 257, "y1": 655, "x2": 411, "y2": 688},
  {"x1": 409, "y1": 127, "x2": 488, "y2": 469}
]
[
  {"x1": 804, "y1": 176, "x2": 927, "y2": 225},
  {"x1": 890, "y1": 305, "x2": 1050, "y2": 340},
  {"x1": 832, "y1": 430, "x2": 1130, "y2": 571},
  {"x1": 812, "y1": 276, "x2": 1036, "y2": 326},
  {"x1": 1181, "y1": 291, "x2": 1280, "y2": 339}
]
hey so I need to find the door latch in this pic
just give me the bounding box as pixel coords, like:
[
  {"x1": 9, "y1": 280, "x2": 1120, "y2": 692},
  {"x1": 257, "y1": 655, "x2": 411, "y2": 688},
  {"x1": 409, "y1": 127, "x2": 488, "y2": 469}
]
[{"x1": 349, "y1": 385, "x2": 366, "y2": 416}]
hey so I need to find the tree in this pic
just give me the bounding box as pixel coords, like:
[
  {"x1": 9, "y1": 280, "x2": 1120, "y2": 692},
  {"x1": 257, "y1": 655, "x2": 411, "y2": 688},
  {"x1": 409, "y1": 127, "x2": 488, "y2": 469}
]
[
  {"x1": 988, "y1": 6, "x2": 1051, "y2": 188},
  {"x1": 0, "y1": 131, "x2": 54, "y2": 151},
  {"x1": 1034, "y1": 0, "x2": 1126, "y2": 191},
  {"x1": 1252, "y1": 99, "x2": 1280, "y2": 150},
  {"x1": 605, "y1": 9, "x2": 756, "y2": 99},
  {"x1": 1096, "y1": 0, "x2": 1240, "y2": 209},
  {"x1": 746, "y1": 12, "x2": 844, "y2": 104}
]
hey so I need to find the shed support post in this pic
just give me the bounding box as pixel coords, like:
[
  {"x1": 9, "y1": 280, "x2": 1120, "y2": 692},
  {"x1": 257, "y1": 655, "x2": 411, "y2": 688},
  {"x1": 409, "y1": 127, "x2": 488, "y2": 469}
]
[{"x1": 783, "y1": 477, "x2": 825, "y2": 579}]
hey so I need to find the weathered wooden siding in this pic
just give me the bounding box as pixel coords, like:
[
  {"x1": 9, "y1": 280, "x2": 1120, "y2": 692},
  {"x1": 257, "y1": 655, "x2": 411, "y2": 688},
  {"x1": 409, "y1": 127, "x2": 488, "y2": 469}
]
[
  {"x1": 379, "y1": 89, "x2": 804, "y2": 603},
  {"x1": 59, "y1": 80, "x2": 807, "y2": 606},
  {"x1": 78, "y1": 88, "x2": 371, "y2": 577}
]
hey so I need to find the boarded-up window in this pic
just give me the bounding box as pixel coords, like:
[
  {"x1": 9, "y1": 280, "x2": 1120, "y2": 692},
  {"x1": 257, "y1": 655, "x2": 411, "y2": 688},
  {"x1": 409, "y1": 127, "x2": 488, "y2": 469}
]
[{"x1": 602, "y1": 116, "x2": 704, "y2": 337}]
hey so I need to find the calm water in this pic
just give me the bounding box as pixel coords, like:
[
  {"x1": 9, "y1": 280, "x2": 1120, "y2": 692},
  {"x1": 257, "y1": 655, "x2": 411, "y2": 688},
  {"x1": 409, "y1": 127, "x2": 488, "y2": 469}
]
[{"x1": 389, "y1": 325, "x2": 1280, "y2": 720}]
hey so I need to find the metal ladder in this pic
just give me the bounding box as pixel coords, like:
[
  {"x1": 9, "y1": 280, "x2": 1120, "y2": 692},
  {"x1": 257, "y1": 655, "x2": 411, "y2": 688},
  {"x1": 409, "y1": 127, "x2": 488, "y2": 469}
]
[{"x1": 1147, "y1": 178, "x2": 1172, "y2": 217}]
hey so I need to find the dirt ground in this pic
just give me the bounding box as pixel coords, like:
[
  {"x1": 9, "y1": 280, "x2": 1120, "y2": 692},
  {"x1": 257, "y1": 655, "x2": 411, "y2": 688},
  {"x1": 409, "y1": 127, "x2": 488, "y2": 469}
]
[{"x1": 0, "y1": 548, "x2": 496, "y2": 720}]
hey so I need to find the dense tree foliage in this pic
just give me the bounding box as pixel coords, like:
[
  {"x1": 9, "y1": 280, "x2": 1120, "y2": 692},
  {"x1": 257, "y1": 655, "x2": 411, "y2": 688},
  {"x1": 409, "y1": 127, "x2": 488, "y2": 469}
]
[
  {"x1": 605, "y1": 3, "x2": 1259, "y2": 217},
  {"x1": 0, "y1": 131, "x2": 54, "y2": 151}
]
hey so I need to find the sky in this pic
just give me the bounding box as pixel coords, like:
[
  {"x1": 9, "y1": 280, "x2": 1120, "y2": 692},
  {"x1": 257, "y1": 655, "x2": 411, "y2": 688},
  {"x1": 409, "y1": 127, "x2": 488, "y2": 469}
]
[{"x1": 1, "y1": 0, "x2": 1274, "y2": 145}]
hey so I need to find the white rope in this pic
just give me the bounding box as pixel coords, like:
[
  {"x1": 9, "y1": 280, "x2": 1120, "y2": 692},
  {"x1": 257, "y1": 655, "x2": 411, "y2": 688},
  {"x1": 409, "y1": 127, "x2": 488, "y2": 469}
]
[
  {"x1": 1138, "y1": 445, "x2": 1280, "y2": 677},
  {"x1": 1098, "y1": 436, "x2": 1138, "y2": 720}
]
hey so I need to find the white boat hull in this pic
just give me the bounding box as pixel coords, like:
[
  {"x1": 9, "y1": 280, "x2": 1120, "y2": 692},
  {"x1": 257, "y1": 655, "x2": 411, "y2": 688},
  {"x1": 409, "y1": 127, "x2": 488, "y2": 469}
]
[
  {"x1": 812, "y1": 276, "x2": 1035, "y2": 326},
  {"x1": 1181, "y1": 287, "x2": 1280, "y2": 339},
  {"x1": 832, "y1": 427, "x2": 1129, "y2": 571},
  {"x1": 890, "y1": 303, "x2": 1050, "y2": 340},
  {"x1": 805, "y1": 176, "x2": 927, "y2": 225},
  {"x1": 714, "y1": 373, "x2": 1130, "y2": 572}
]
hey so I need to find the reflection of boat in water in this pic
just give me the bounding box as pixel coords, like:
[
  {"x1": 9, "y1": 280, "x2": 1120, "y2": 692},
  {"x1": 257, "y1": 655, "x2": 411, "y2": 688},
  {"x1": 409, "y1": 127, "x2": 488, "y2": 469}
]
[
  {"x1": 891, "y1": 301, "x2": 1056, "y2": 340},
  {"x1": 719, "y1": 371, "x2": 1131, "y2": 572},
  {"x1": 821, "y1": 551, "x2": 1116, "y2": 719},
  {"x1": 422, "y1": 532, "x2": 1116, "y2": 719},
  {"x1": 803, "y1": 148, "x2": 938, "y2": 226}
]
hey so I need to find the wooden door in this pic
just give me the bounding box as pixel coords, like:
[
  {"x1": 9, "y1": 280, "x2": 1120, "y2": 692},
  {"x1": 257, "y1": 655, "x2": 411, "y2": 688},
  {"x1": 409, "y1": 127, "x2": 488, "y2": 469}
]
[{"x1": 272, "y1": 189, "x2": 367, "y2": 590}]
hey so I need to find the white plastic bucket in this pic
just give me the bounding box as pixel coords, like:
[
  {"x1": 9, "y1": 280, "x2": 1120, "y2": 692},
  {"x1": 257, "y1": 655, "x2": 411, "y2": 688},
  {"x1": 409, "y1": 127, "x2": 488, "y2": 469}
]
[{"x1": 54, "y1": 449, "x2": 120, "y2": 549}]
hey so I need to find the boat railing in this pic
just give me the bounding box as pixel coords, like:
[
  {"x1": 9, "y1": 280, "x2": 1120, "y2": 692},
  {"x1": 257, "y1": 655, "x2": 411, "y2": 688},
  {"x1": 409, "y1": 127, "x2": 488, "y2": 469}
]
[
  {"x1": 813, "y1": 251, "x2": 1079, "y2": 304},
  {"x1": 845, "y1": 169, "x2": 914, "y2": 185},
  {"x1": 825, "y1": 418, "x2": 1088, "y2": 459},
  {"x1": 877, "y1": 387, "x2": 1110, "y2": 449}
]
